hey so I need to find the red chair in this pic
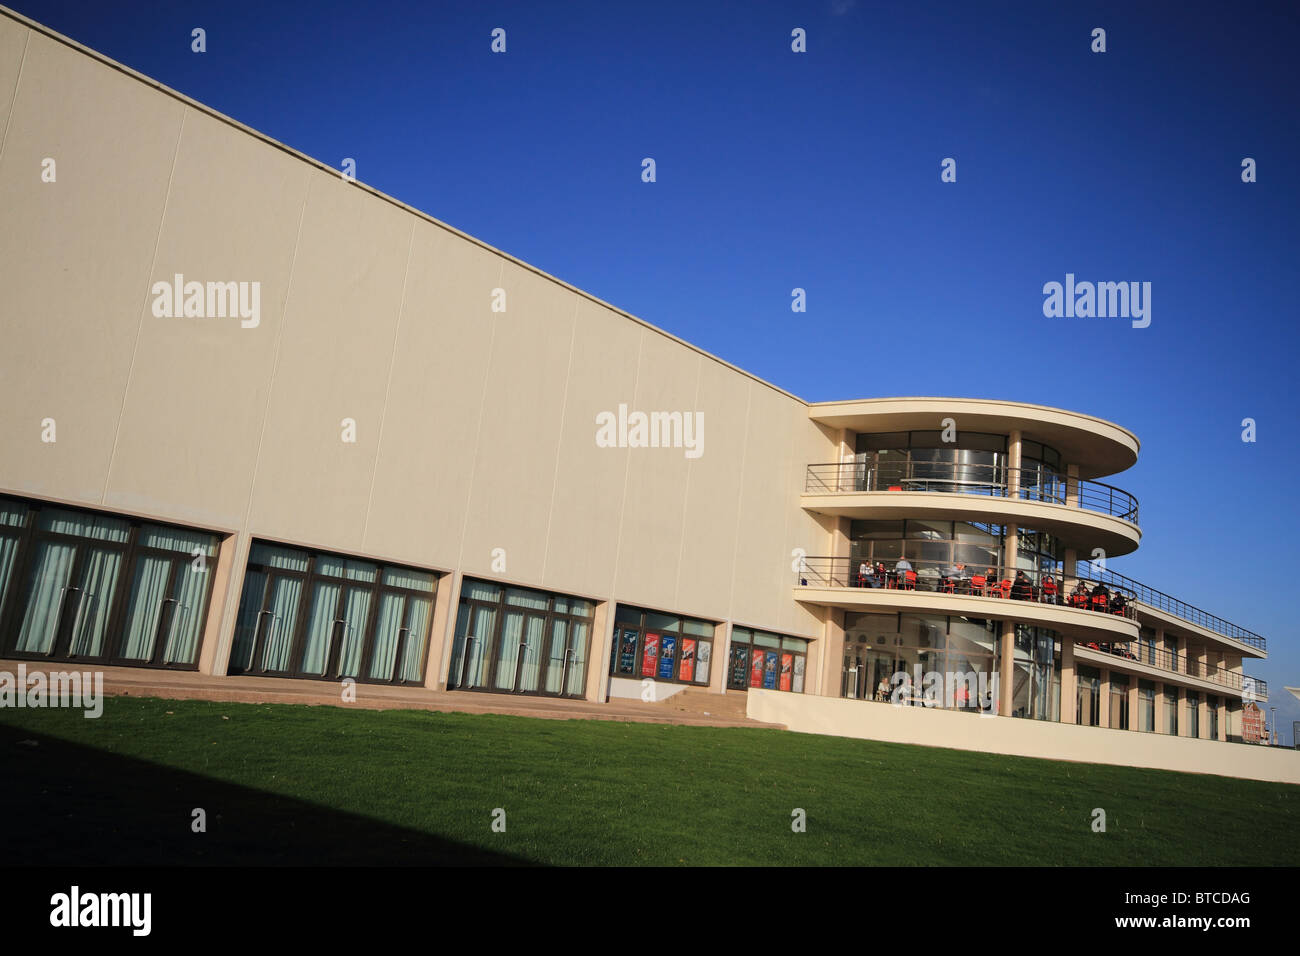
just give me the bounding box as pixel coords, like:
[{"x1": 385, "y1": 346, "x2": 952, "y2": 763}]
[
  {"x1": 1041, "y1": 577, "x2": 1058, "y2": 604},
  {"x1": 993, "y1": 579, "x2": 1011, "y2": 599},
  {"x1": 902, "y1": 570, "x2": 917, "y2": 590},
  {"x1": 887, "y1": 485, "x2": 903, "y2": 492},
  {"x1": 1090, "y1": 593, "x2": 1109, "y2": 613},
  {"x1": 970, "y1": 574, "x2": 987, "y2": 596}
]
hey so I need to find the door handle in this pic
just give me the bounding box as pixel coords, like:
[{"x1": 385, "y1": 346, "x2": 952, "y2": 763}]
[
  {"x1": 255, "y1": 609, "x2": 284, "y2": 671},
  {"x1": 70, "y1": 590, "x2": 95, "y2": 654},
  {"x1": 458, "y1": 635, "x2": 477, "y2": 687},
  {"x1": 48, "y1": 585, "x2": 81, "y2": 655}
]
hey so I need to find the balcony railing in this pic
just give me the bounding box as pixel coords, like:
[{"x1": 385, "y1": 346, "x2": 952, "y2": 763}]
[
  {"x1": 1078, "y1": 565, "x2": 1266, "y2": 652},
  {"x1": 794, "y1": 556, "x2": 1138, "y2": 621},
  {"x1": 805, "y1": 461, "x2": 1139, "y2": 525},
  {"x1": 1075, "y1": 640, "x2": 1268, "y2": 697}
]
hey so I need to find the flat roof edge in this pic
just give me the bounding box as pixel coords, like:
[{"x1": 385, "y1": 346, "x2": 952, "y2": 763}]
[{"x1": 807, "y1": 396, "x2": 1140, "y2": 452}]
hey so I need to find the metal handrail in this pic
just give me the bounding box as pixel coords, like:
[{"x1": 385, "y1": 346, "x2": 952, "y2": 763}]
[
  {"x1": 794, "y1": 556, "x2": 1138, "y2": 619},
  {"x1": 1078, "y1": 565, "x2": 1266, "y2": 651},
  {"x1": 1074, "y1": 640, "x2": 1268, "y2": 696},
  {"x1": 804, "y1": 461, "x2": 1139, "y2": 524}
]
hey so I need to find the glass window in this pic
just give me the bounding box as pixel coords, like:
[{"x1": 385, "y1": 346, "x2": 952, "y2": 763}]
[
  {"x1": 727, "y1": 626, "x2": 807, "y2": 693},
  {"x1": 1163, "y1": 688, "x2": 1179, "y2": 735},
  {"x1": 505, "y1": 587, "x2": 550, "y2": 610},
  {"x1": 249, "y1": 543, "x2": 309, "y2": 571},
  {"x1": 1109, "y1": 673, "x2": 1129, "y2": 730},
  {"x1": 449, "y1": 582, "x2": 592, "y2": 698},
  {"x1": 0, "y1": 495, "x2": 221, "y2": 669},
  {"x1": 314, "y1": 554, "x2": 378, "y2": 583},
  {"x1": 232, "y1": 540, "x2": 439, "y2": 686},
  {"x1": 36, "y1": 508, "x2": 131, "y2": 543},
  {"x1": 644, "y1": 611, "x2": 680, "y2": 631}
]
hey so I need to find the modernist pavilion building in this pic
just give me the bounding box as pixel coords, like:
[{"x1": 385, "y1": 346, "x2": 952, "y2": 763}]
[{"x1": 0, "y1": 9, "x2": 1271, "y2": 754}]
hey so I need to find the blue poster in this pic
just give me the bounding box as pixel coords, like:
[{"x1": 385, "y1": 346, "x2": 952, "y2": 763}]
[
  {"x1": 617, "y1": 629, "x2": 638, "y2": 674},
  {"x1": 658, "y1": 634, "x2": 677, "y2": 679},
  {"x1": 762, "y1": 651, "x2": 778, "y2": 689}
]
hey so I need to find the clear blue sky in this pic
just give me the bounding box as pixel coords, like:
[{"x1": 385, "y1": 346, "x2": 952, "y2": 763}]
[{"x1": 14, "y1": 0, "x2": 1299, "y2": 739}]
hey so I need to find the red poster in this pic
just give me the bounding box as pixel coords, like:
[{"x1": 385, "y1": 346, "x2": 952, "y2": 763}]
[
  {"x1": 641, "y1": 633, "x2": 660, "y2": 678},
  {"x1": 779, "y1": 653, "x2": 793, "y2": 692},
  {"x1": 679, "y1": 638, "x2": 696, "y2": 682},
  {"x1": 749, "y1": 648, "x2": 765, "y2": 688}
]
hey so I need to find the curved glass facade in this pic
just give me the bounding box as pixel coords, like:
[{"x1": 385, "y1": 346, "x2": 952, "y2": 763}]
[
  {"x1": 847, "y1": 519, "x2": 1063, "y2": 584},
  {"x1": 853, "y1": 432, "x2": 1063, "y2": 495},
  {"x1": 841, "y1": 611, "x2": 1061, "y2": 720}
]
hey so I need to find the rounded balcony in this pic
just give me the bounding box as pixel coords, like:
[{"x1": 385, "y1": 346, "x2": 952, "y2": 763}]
[
  {"x1": 793, "y1": 556, "x2": 1140, "y2": 645},
  {"x1": 808, "y1": 397, "x2": 1139, "y2": 479},
  {"x1": 802, "y1": 460, "x2": 1141, "y2": 557}
]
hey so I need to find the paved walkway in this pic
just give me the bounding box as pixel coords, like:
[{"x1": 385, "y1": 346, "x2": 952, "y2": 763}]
[{"x1": 0, "y1": 659, "x2": 783, "y2": 730}]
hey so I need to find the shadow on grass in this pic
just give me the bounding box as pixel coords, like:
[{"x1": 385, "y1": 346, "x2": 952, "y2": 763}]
[{"x1": 0, "y1": 723, "x2": 531, "y2": 866}]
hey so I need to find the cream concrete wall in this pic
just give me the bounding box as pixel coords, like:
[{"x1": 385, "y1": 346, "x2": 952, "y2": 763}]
[
  {"x1": 747, "y1": 690, "x2": 1300, "y2": 785},
  {"x1": 0, "y1": 27, "x2": 184, "y2": 506},
  {"x1": 0, "y1": 10, "x2": 832, "y2": 678},
  {"x1": 0, "y1": 13, "x2": 26, "y2": 146}
]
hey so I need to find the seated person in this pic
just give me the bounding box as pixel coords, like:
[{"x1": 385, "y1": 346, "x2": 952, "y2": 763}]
[
  {"x1": 1069, "y1": 581, "x2": 1090, "y2": 607},
  {"x1": 1089, "y1": 582, "x2": 1110, "y2": 612},
  {"x1": 1010, "y1": 570, "x2": 1033, "y2": 601}
]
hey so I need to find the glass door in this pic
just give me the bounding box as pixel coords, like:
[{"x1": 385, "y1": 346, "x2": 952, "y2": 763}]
[
  {"x1": 13, "y1": 539, "x2": 79, "y2": 656},
  {"x1": 727, "y1": 642, "x2": 750, "y2": 690},
  {"x1": 452, "y1": 602, "x2": 497, "y2": 690},
  {"x1": 494, "y1": 609, "x2": 547, "y2": 693},
  {"x1": 542, "y1": 617, "x2": 590, "y2": 698},
  {"x1": 367, "y1": 591, "x2": 433, "y2": 684},
  {"x1": 231, "y1": 571, "x2": 305, "y2": 675}
]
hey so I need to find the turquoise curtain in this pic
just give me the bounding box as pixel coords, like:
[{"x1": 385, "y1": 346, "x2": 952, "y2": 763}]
[
  {"x1": 449, "y1": 603, "x2": 496, "y2": 688},
  {"x1": 383, "y1": 567, "x2": 434, "y2": 592},
  {"x1": 516, "y1": 615, "x2": 544, "y2": 691},
  {"x1": 316, "y1": 554, "x2": 377, "y2": 583},
  {"x1": 16, "y1": 540, "x2": 76, "y2": 653},
  {"x1": 162, "y1": 561, "x2": 211, "y2": 665},
  {"x1": 300, "y1": 581, "x2": 343, "y2": 675},
  {"x1": 69, "y1": 547, "x2": 123, "y2": 657},
  {"x1": 120, "y1": 555, "x2": 172, "y2": 660},
  {"x1": 566, "y1": 621, "x2": 589, "y2": 696},
  {"x1": 249, "y1": 543, "x2": 309, "y2": 571},
  {"x1": 0, "y1": 500, "x2": 29, "y2": 528},
  {"x1": 230, "y1": 570, "x2": 268, "y2": 670},
  {"x1": 449, "y1": 604, "x2": 472, "y2": 686},
  {"x1": 37, "y1": 508, "x2": 129, "y2": 542},
  {"x1": 337, "y1": 587, "x2": 372, "y2": 678},
  {"x1": 398, "y1": 595, "x2": 431, "y2": 682},
  {"x1": 259, "y1": 576, "x2": 303, "y2": 672},
  {"x1": 495, "y1": 610, "x2": 525, "y2": 690},
  {"x1": 0, "y1": 534, "x2": 22, "y2": 626},
  {"x1": 367, "y1": 594, "x2": 405, "y2": 681},
  {"x1": 462, "y1": 579, "x2": 502, "y2": 602},
  {"x1": 545, "y1": 619, "x2": 568, "y2": 694},
  {"x1": 139, "y1": 523, "x2": 217, "y2": 556}
]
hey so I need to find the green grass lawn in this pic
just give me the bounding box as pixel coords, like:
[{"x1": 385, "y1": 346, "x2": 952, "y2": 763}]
[{"x1": 2, "y1": 696, "x2": 1297, "y2": 866}]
